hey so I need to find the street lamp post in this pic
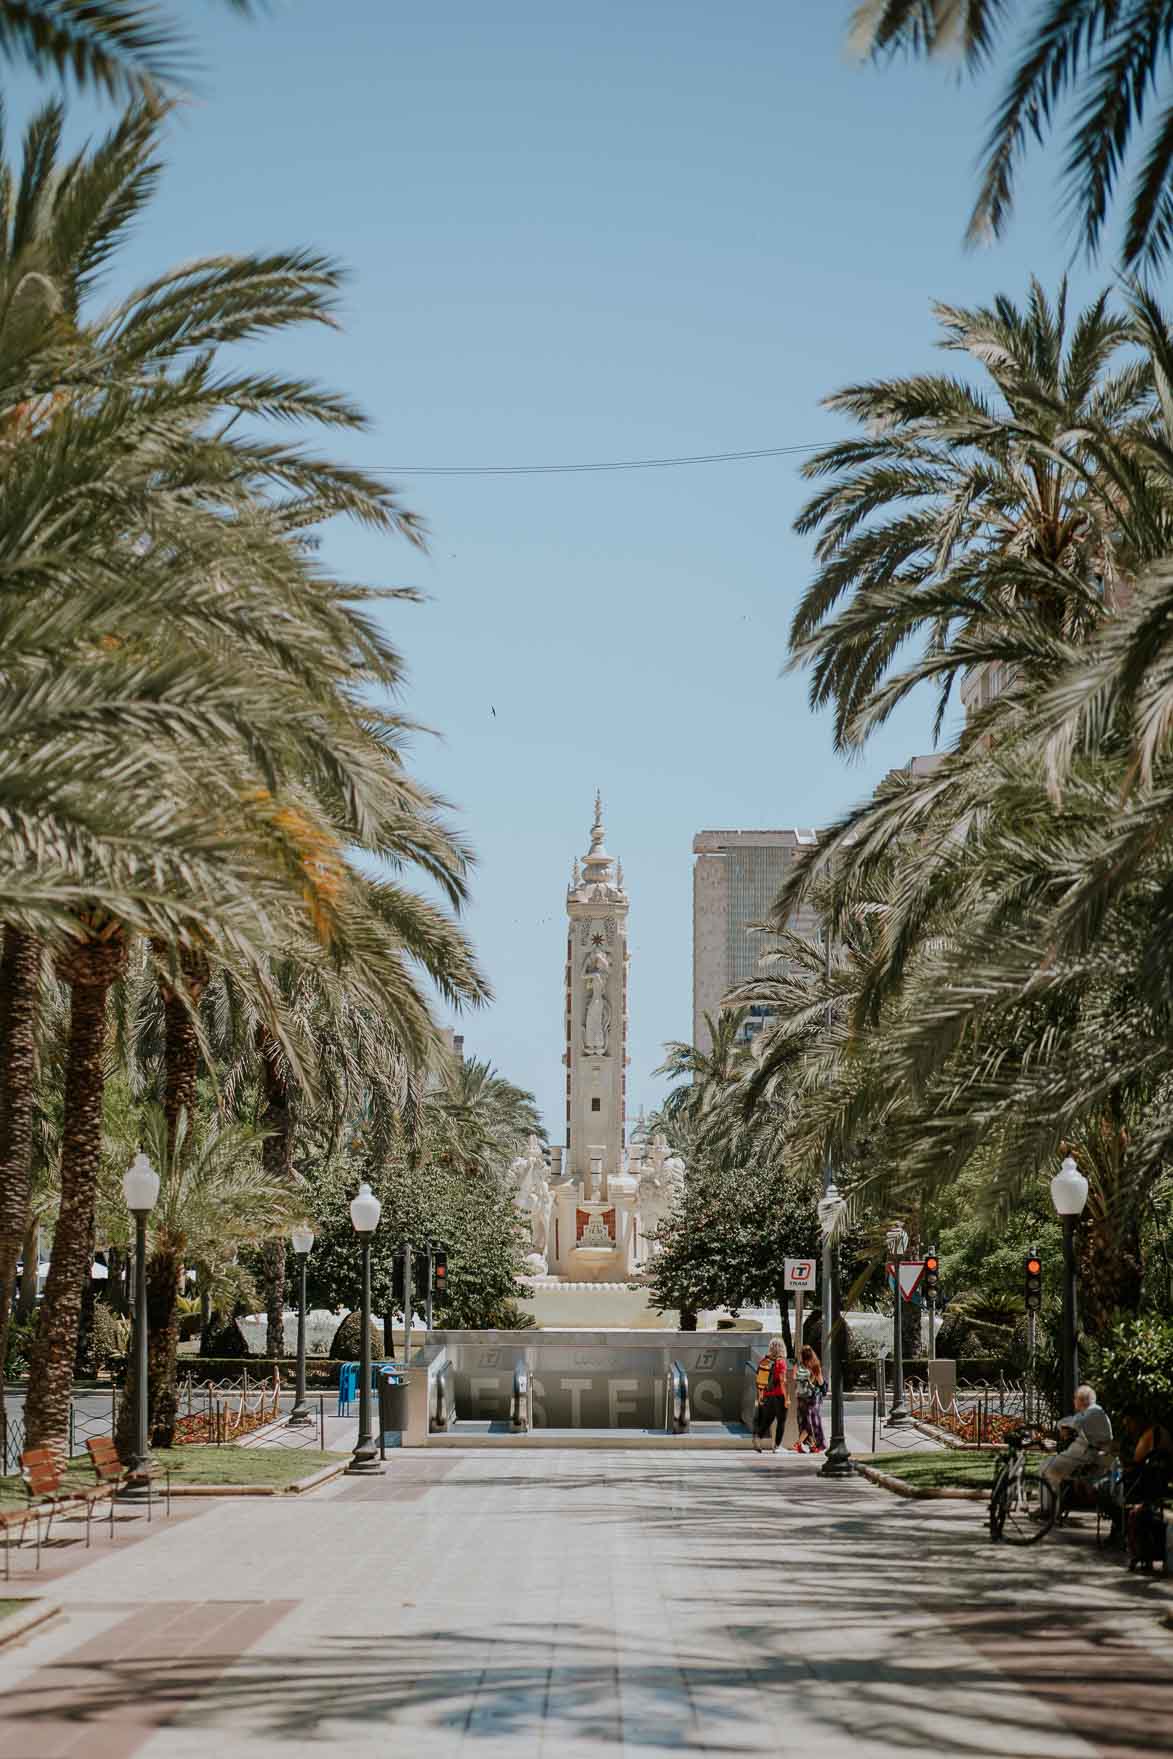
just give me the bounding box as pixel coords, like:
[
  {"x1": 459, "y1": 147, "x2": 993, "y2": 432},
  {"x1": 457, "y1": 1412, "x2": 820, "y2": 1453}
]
[
  {"x1": 1050, "y1": 1153, "x2": 1089, "y2": 1418},
  {"x1": 121, "y1": 1151, "x2": 159, "y2": 1488},
  {"x1": 886, "y1": 1223, "x2": 910, "y2": 1425},
  {"x1": 288, "y1": 1225, "x2": 314, "y2": 1426},
  {"x1": 347, "y1": 1182, "x2": 384, "y2": 1474},
  {"x1": 818, "y1": 1182, "x2": 853, "y2": 1479}
]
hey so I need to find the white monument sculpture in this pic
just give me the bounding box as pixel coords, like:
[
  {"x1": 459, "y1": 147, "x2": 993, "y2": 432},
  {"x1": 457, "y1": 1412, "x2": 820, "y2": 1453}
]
[
  {"x1": 515, "y1": 796, "x2": 687, "y2": 1327},
  {"x1": 511, "y1": 1133, "x2": 554, "y2": 1274}
]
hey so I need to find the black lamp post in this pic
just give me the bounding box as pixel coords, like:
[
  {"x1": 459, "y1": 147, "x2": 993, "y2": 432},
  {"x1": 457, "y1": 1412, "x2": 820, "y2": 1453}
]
[
  {"x1": 288, "y1": 1224, "x2": 314, "y2": 1426},
  {"x1": 818, "y1": 1181, "x2": 853, "y2": 1479},
  {"x1": 121, "y1": 1151, "x2": 159, "y2": 1489},
  {"x1": 1050, "y1": 1153, "x2": 1089, "y2": 1418},
  {"x1": 887, "y1": 1222, "x2": 910, "y2": 1425},
  {"x1": 346, "y1": 1182, "x2": 384, "y2": 1475}
]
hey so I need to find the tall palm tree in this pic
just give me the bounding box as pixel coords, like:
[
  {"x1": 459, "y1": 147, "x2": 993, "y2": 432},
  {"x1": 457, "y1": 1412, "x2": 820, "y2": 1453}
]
[
  {"x1": 0, "y1": 101, "x2": 486, "y2": 1453},
  {"x1": 848, "y1": 1, "x2": 1173, "y2": 271},
  {"x1": 790, "y1": 280, "x2": 1151, "y2": 750}
]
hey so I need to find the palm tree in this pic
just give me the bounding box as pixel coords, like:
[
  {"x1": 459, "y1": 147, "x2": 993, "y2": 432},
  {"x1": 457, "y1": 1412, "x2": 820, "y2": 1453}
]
[
  {"x1": 847, "y1": 1, "x2": 1173, "y2": 272},
  {"x1": 426, "y1": 1054, "x2": 545, "y2": 1183},
  {"x1": 0, "y1": 2, "x2": 255, "y2": 99},
  {"x1": 1, "y1": 101, "x2": 486, "y2": 1452},
  {"x1": 105, "y1": 1104, "x2": 298, "y2": 1448},
  {"x1": 790, "y1": 280, "x2": 1152, "y2": 750}
]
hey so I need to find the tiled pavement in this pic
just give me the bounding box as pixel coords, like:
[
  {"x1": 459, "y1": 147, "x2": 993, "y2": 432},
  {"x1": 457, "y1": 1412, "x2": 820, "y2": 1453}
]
[{"x1": 1, "y1": 1448, "x2": 1171, "y2": 1758}]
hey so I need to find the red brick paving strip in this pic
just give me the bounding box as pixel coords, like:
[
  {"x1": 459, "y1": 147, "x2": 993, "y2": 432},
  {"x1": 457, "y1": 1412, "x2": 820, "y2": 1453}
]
[
  {"x1": 0, "y1": 1598, "x2": 296, "y2": 1759},
  {"x1": 947, "y1": 1606, "x2": 1173, "y2": 1759}
]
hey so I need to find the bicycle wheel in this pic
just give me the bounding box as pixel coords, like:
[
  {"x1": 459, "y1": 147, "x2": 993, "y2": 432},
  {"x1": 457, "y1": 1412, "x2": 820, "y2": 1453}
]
[{"x1": 999, "y1": 1459, "x2": 1054, "y2": 1546}]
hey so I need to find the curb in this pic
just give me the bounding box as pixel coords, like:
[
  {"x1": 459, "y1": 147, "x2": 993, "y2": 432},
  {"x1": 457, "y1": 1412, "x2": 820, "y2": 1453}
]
[
  {"x1": 169, "y1": 1484, "x2": 277, "y2": 1498},
  {"x1": 0, "y1": 1601, "x2": 62, "y2": 1650},
  {"x1": 287, "y1": 1462, "x2": 348, "y2": 1495},
  {"x1": 857, "y1": 1462, "x2": 987, "y2": 1502},
  {"x1": 164, "y1": 1461, "x2": 349, "y2": 1499}
]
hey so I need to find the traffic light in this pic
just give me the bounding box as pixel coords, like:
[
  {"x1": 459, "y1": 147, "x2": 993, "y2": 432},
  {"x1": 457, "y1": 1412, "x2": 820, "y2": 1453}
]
[
  {"x1": 923, "y1": 1252, "x2": 939, "y2": 1302},
  {"x1": 432, "y1": 1249, "x2": 448, "y2": 1300},
  {"x1": 1024, "y1": 1251, "x2": 1043, "y2": 1312},
  {"x1": 391, "y1": 1249, "x2": 405, "y2": 1304},
  {"x1": 414, "y1": 1248, "x2": 430, "y2": 1294}
]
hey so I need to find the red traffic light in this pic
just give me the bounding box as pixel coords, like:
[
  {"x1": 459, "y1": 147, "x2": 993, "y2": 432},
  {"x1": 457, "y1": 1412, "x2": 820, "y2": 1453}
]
[
  {"x1": 925, "y1": 1255, "x2": 938, "y2": 1272},
  {"x1": 1026, "y1": 1258, "x2": 1041, "y2": 1276}
]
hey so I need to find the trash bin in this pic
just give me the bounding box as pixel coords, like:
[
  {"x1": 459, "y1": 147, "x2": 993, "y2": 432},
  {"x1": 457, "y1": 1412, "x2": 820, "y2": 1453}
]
[{"x1": 378, "y1": 1370, "x2": 409, "y2": 1441}]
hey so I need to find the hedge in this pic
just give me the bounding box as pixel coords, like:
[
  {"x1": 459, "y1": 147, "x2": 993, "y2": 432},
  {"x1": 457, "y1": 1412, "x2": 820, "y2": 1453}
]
[{"x1": 153, "y1": 1356, "x2": 342, "y2": 1389}]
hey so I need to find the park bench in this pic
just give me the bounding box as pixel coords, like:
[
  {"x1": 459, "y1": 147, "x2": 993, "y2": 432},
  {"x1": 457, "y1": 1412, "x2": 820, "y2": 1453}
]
[
  {"x1": 17, "y1": 1446, "x2": 90, "y2": 1567},
  {"x1": 0, "y1": 1497, "x2": 42, "y2": 1581},
  {"x1": 86, "y1": 1437, "x2": 171, "y2": 1526}
]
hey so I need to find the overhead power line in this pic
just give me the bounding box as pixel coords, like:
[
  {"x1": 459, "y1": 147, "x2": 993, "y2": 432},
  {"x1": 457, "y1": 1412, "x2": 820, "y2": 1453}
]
[{"x1": 364, "y1": 442, "x2": 824, "y2": 478}]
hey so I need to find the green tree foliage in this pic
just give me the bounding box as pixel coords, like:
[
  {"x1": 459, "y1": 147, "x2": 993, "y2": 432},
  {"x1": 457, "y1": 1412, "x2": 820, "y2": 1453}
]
[
  {"x1": 1092, "y1": 1314, "x2": 1173, "y2": 1421},
  {"x1": 305, "y1": 1139, "x2": 528, "y2": 1334},
  {"x1": 645, "y1": 1159, "x2": 852, "y2": 1336}
]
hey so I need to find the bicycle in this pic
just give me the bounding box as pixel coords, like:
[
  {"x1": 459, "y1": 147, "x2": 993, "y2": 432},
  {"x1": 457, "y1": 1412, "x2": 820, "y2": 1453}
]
[{"x1": 989, "y1": 1426, "x2": 1056, "y2": 1545}]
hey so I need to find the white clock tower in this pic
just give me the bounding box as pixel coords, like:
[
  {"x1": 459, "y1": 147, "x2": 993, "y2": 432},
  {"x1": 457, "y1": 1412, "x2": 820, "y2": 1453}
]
[{"x1": 563, "y1": 792, "x2": 628, "y2": 1188}]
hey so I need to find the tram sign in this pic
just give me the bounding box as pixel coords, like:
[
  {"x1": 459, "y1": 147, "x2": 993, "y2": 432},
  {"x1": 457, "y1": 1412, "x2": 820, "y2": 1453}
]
[{"x1": 784, "y1": 1258, "x2": 817, "y2": 1290}]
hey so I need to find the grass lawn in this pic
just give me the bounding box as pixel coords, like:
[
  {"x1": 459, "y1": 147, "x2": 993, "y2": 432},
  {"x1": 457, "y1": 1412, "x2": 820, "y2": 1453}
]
[
  {"x1": 155, "y1": 1445, "x2": 342, "y2": 1487},
  {"x1": 862, "y1": 1449, "x2": 998, "y2": 1490},
  {"x1": 1, "y1": 1443, "x2": 344, "y2": 1502}
]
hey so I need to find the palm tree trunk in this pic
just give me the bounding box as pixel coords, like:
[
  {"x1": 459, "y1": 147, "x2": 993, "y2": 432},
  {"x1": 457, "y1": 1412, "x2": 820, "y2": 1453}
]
[
  {"x1": 777, "y1": 1285, "x2": 793, "y2": 1356},
  {"x1": 0, "y1": 929, "x2": 42, "y2": 1398},
  {"x1": 24, "y1": 929, "x2": 126, "y2": 1455},
  {"x1": 114, "y1": 1244, "x2": 182, "y2": 1454},
  {"x1": 115, "y1": 944, "x2": 209, "y2": 1436},
  {"x1": 257, "y1": 1025, "x2": 291, "y2": 1358},
  {"x1": 157, "y1": 945, "x2": 209, "y2": 1156}
]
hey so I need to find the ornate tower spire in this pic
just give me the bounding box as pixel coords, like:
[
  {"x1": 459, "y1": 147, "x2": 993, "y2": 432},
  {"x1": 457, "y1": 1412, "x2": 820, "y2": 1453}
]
[{"x1": 589, "y1": 790, "x2": 605, "y2": 853}]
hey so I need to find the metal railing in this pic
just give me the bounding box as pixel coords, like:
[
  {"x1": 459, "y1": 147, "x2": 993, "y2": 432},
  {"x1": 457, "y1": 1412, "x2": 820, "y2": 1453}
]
[
  {"x1": 2, "y1": 1389, "x2": 120, "y2": 1474},
  {"x1": 666, "y1": 1360, "x2": 690, "y2": 1435},
  {"x1": 906, "y1": 1377, "x2": 1050, "y2": 1445},
  {"x1": 174, "y1": 1370, "x2": 284, "y2": 1446},
  {"x1": 510, "y1": 1362, "x2": 532, "y2": 1433}
]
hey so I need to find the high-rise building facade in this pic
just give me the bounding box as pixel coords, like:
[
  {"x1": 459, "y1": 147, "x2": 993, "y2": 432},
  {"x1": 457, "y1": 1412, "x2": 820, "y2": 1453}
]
[{"x1": 692, "y1": 829, "x2": 821, "y2": 1053}]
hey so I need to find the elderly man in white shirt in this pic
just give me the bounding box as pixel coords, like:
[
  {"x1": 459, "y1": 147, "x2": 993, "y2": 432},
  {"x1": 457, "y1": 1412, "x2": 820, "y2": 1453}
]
[{"x1": 1042, "y1": 1384, "x2": 1113, "y2": 1498}]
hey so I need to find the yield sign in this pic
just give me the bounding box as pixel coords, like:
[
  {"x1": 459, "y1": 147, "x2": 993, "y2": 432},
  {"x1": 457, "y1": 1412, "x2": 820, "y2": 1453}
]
[
  {"x1": 898, "y1": 1261, "x2": 925, "y2": 1302},
  {"x1": 886, "y1": 1262, "x2": 926, "y2": 1301}
]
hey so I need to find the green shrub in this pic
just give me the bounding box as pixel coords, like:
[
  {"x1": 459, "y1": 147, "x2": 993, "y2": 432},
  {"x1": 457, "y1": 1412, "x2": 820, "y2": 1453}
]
[
  {"x1": 4, "y1": 1315, "x2": 36, "y2": 1379},
  {"x1": 329, "y1": 1309, "x2": 381, "y2": 1361},
  {"x1": 204, "y1": 1316, "x2": 248, "y2": 1358},
  {"x1": 1092, "y1": 1315, "x2": 1173, "y2": 1424}
]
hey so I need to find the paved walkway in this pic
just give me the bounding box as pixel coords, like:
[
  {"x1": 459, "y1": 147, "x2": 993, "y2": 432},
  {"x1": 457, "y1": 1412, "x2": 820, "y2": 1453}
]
[{"x1": 1, "y1": 1449, "x2": 1170, "y2": 1758}]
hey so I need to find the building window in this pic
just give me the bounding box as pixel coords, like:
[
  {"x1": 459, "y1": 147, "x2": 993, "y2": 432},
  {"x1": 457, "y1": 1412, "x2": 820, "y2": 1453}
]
[{"x1": 591, "y1": 1097, "x2": 601, "y2": 1112}]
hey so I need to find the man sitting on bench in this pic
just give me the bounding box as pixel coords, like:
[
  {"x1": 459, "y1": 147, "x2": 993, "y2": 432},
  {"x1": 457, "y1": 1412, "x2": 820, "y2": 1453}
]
[{"x1": 1042, "y1": 1383, "x2": 1113, "y2": 1503}]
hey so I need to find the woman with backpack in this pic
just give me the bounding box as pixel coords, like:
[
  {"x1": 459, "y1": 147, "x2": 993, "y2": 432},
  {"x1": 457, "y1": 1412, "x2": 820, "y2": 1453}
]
[
  {"x1": 796, "y1": 1345, "x2": 827, "y2": 1454},
  {"x1": 752, "y1": 1338, "x2": 788, "y2": 1453}
]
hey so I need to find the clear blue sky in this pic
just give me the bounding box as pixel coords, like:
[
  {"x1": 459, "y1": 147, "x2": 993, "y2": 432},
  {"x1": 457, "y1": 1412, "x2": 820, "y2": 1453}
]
[{"x1": 15, "y1": 2, "x2": 1104, "y2": 1134}]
